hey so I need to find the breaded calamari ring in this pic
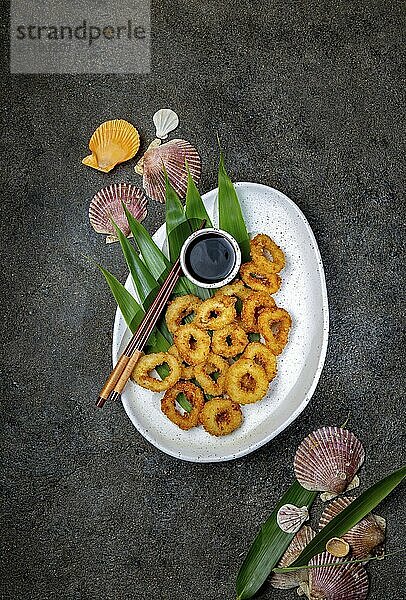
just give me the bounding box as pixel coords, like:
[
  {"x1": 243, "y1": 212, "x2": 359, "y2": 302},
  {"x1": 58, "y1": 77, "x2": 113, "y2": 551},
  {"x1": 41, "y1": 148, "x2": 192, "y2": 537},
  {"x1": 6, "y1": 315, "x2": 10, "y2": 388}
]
[
  {"x1": 195, "y1": 294, "x2": 237, "y2": 330},
  {"x1": 225, "y1": 358, "x2": 269, "y2": 404},
  {"x1": 250, "y1": 234, "x2": 285, "y2": 273},
  {"x1": 173, "y1": 323, "x2": 211, "y2": 365},
  {"x1": 168, "y1": 345, "x2": 195, "y2": 380},
  {"x1": 194, "y1": 353, "x2": 229, "y2": 396},
  {"x1": 242, "y1": 342, "x2": 277, "y2": 381},
  {"x1": 131, "y1": 352, "x2": 181, "y2": 392},
  {"x1": 215, "y1": 280, "x2": 251, "y2": 303},
  {"x1": 165, "y1": 294, "x2": 202, "y2": 334},
  {"x1": 199, "y1": 398, "x2": 243, "y2": 436},
  {"x1": 211, "y1": 323, "x2": 249, "y2": 358},
  {"x1": 241, "y1": 291, "x2": 277, "y2": 332},
  {"x1": 240, "y1": 262, "x2": 281, "y2": 293},
  {"x1": 258, "y1": 307, "x2": 292, "y2": 355},
  {"x1": 161, "y1": 381, "x2": 204, "y2": 430}
]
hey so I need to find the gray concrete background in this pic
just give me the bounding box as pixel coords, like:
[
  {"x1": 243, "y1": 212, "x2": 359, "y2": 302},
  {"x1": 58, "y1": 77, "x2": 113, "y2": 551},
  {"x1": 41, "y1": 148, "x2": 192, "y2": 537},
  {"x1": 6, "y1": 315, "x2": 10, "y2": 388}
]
[{"x1": 1, "y1": 1, "x2": 405, "y2": 599}]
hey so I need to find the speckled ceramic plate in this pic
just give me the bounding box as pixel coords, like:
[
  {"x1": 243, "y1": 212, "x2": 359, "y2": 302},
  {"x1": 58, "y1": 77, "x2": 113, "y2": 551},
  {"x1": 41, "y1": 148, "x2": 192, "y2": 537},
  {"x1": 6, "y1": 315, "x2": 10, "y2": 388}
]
[{"x1": 112, "y1": 182, "x2": 329, "y2": 462}]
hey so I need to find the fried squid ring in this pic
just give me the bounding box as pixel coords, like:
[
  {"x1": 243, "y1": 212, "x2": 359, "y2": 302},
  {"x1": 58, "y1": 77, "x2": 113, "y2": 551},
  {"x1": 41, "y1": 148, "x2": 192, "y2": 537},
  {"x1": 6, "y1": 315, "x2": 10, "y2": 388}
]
[
  {"x1": 241, "y1": 291, "x2": 277, "y2": 332},
  {"x1": 240, "y1": 262, "x2": 281, "y2": 293},
  {"x1": 194, "y1": 353, "x2": 229, "y2": 396},
  {"x1": 211, "y1": 323, "x2": 249, "y2": 358},
  {"x1": 161, "y1": 381, "x2": 204, "y2": 430},
  {"x1": 199, "y1": 398, "x2": 243, "y2": 436},
  {"x1": 225, "y1": 358, "x2": 269, "y2": 404},
  {"x1": 250, "y1": 234, "x2": 285, "y2": 273},
  {"x1": 258, "y1": 308, "x2": 292, "y2": 355},
  {"x1": 165, "y1": 294, "x2": 202, "y2": 334},
  {"x1": 168, "y1": 345, "x2": 195, "y2": 380},
  {"x1": 195, "y1": 295, "x2": 237, "y2": 330},
  {"x1": 215, "y1": 280, "x2": 251, "y2": 303},
  {"x1": 173, "y1": 323, "x2": 211, "y2": 365},
  {"x1": 131, "y1": 352, "x2": 181, "y2": 392},
  {"x1": 242, "y1": 342, "x2": 277, "y2": 381}
]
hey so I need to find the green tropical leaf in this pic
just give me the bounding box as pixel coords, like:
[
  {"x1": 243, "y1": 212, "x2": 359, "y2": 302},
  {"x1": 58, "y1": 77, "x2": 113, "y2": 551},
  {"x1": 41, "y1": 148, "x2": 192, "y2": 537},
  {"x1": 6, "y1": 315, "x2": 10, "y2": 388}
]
[
  {"x1": 218, "y1": 152, "x2": 250, "y2": 262},
  {"x1": 97, "y1": 264, "x2": 144, "y2": 332},
  {"x1": 185, "y1": 163, "x2": 212, "y2": 229},
  {"x1": 112, "y1": 220, "x2": 159, "y2": 309},
  {"x1": 165, "y1": 173, "x2": 193, "y2": 263},
  {"x1": 290, "y1": 465, "x2": 406, "y2": 568},
  {"x1": 122, "y1": 203, "x2": 171, "y2": 283},
  {"x1": 236, "y1": 482, "x2": 317, "y2": 600}
]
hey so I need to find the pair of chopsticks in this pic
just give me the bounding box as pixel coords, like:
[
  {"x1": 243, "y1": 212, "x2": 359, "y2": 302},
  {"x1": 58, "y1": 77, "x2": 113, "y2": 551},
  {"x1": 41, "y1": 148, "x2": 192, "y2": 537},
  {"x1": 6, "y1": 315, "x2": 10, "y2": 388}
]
[
  {"x1": 96, "y1": 258, "x2": 182, "y2": 408},
  {"x1": 96, "y1": 219, "x2": 206, "y2": 408}
]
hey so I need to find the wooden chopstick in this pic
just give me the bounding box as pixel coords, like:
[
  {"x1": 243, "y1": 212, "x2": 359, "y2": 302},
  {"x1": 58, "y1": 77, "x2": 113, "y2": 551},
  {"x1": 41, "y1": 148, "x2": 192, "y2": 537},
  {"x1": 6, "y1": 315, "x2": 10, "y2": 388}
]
[
  {"x1": 96, "y1": 219, "x2": 206, "y2": 409},
  {"x1": 96, "y1": 260, "x2": 182, "y2": 408}
]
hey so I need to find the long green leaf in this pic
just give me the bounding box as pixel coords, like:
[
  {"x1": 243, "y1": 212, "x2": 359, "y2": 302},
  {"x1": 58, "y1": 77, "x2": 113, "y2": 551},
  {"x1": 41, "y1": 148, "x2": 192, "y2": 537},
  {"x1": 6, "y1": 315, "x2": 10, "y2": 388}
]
[
  {"x1": 123, "y1": 203, "x2": 171, "y2": 283},
  {"x1": 185, "y1": 164, "x2": 212, "y2": 229},
  {"x1": 122, "y1": 201, "x2": 196, "y2": 297},
  {"x1": 218, "y1": 152, "x2": 250, "y2": 262},
  {"x1": 97, "y1": 264, "x2": 144, "y2": 334},
  {"x1": 165, "y1": 174, "x2": 192, "y2": 263},
  {"x1": 291, "y1": 465, "x2": 406, "y2": 568},
  {"x1": 236, "y1": 482, "x2": 317, "y2": 600},
  {"x1": 112, "y1": 220, "x2": 159, "y2": 309}
]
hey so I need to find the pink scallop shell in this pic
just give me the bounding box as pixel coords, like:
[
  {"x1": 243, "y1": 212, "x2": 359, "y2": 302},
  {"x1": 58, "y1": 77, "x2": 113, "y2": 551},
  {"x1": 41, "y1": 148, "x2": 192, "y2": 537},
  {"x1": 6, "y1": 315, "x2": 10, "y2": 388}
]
[
  {"x1": 293, "y1": 427, "x2": 365, "y2": 494},
  {"x1": 89, "y1": 183, "x2": 147, "y2": 242},
  {"x1": 270, "y1": 525, "x2": 316, "y2": 589},
  {"x1": 141, "y1": 139, "x2": 201, "y2": 203},
  {"x1": 308, "y1": 552, "x2": 369, "y2": 599},
  {"x1": 320, "y1": 497, "x2": 386, "y2": 559}
]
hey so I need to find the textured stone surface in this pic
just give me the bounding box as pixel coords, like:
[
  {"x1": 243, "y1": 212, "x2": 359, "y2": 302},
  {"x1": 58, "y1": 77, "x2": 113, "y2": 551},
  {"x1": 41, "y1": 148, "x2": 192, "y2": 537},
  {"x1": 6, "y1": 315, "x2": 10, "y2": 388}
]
[{"x1": 1, "y1": 0, "x2": 405, "y2": 599}]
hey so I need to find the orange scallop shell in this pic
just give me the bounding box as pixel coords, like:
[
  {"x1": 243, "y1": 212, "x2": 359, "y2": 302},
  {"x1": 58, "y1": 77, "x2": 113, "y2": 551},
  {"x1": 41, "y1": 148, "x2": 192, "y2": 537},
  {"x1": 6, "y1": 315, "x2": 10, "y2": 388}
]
[{"x1": 82, "y1": 120, "x2": 140, "y2": 173}]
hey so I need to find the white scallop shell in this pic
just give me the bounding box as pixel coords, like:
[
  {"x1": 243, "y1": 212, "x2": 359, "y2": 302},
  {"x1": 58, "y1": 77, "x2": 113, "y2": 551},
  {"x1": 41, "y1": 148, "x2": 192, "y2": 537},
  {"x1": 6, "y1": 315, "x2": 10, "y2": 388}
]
[
  {"x1": 308, "y1": 552, "x2": 369, "y2": 600},
  {"x1": 89, "y1": 183, "x2": 148, "y2": 243},
  {"x1": 319, "y1": 497, "x2": 386, "y2": 559},
  {"x1": 153, "y1": 108, "x2": 179, "y2": 139},
  {"x1": 293, "y1": 427, "x2": 365, "y2": 494},
  {"x1": 270, "y1": 525, "x2": 316, "y2": 590},
  {"x1": 277, "y1": 504, "x2": 309, "y2": 534},
  {"x1": 136, "y1": 139, "x2": 201, "y2": 203}
]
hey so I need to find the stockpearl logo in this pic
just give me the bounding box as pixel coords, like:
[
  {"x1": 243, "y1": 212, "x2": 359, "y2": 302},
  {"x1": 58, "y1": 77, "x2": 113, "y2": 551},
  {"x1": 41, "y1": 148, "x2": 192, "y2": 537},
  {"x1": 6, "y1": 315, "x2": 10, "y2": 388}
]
[{"x1": 10, "y1": 1, "x2": 151, "y2": 73}]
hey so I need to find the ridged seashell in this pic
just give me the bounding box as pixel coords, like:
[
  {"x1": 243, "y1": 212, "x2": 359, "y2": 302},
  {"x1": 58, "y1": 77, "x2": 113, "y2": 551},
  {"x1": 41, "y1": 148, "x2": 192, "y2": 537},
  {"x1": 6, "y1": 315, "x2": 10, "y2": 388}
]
[
  {"x1": 270, "y1": 525, "x2": 316, "y2": 590},
  {"x1": 135, "y1": 139, "x2": 201, "y2": 203},
  {"x1": 325, "y1": 537, "x2": 350, "y2": 557},
  {"x1": 82, "y1": 120, "x2": 140, "y2": 173},
  {"x1": 277, "y1": 504, "x2": 309, "y2": 534},
  {"x1": 320, "y1": 497, "x2": 386, "y2": 559},
  {"x1": 89, "y1": 183, "x2": 147, "y2": 243},
  {"x1": 308, "y1": 552, "x2": 369, "y2": 600},
  {"x1": 293, "y1": 427, "x2": 365, "y2": 494},
  {"x1": 153, "y1": 108, "x2": 179, "y2": 139}
]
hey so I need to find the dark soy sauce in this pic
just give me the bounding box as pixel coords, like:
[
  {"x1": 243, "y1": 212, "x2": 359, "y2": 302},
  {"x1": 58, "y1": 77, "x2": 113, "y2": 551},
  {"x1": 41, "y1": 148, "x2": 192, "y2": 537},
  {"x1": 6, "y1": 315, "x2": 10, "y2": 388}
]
[{"x1": 184, "y1": 233, "x2": 236, "y2": 283}]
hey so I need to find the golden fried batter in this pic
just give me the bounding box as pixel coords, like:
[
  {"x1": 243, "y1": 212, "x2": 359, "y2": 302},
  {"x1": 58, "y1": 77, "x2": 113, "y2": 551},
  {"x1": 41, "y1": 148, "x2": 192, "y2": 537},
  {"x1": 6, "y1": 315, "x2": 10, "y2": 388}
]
[
  {"x1": 168, "y1": 345, "x2": 195, "y2": 380},
  {"x1": 241, "y1": 291, "x2": 277, "y2": 332},
  {"x1": 161, "y1": 381, "x2": 204, "y2": 430},
  {"x1": 199, "y1": 398, "x2": 243, "y2": 436},
  {"x1": 211, "y1": 323, "x2": 249, "y2": 358},
  {"x1": 195, "y1": 295, "x2": 237, "y2": 330},
  {"x1": 131, "y1": 352, "x2": 181, "y2": 392},
  {"x1": 173, "y1": 323, "x2": 211, "y2": 365},
  {"x1": 165, "y1": 294, "x2": 202, "y2": 334},
  {"x1": 258, "y1": 308, "x2": 292, "y2": 355},
  {"x1": 225, "y1": 358, "x2": 269, "y2": 404},
  {"x1": 240, "y1": 262, "x2": 281, "y2": 293},
  {"x1": 250, "y1": 234, "x2": 285, "y2": 273},
  {"x1": 242, "y1": 342, "x2": 277, "y2": 381},
  {"x1": 194, "y1": 353, "x2": 229, "y2": 396}
]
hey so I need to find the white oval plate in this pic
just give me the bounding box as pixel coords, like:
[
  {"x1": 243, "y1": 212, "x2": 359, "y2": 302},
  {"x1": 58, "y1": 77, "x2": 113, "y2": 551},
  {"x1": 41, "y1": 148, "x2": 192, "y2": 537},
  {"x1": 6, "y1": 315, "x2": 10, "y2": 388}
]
[{"x1": 112, "y1": 182, "x2": 329, "y2": 462}]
